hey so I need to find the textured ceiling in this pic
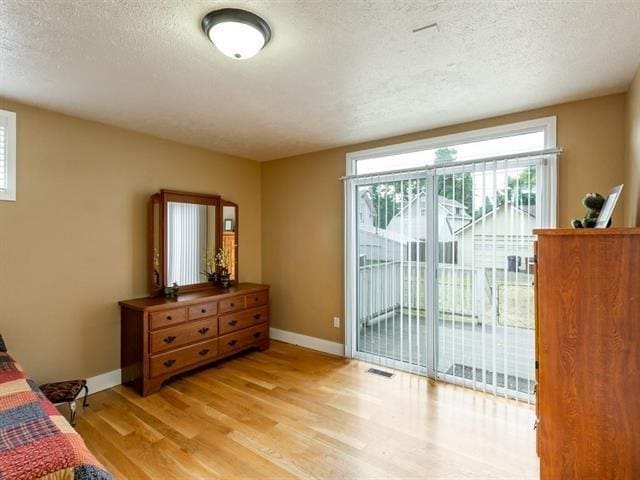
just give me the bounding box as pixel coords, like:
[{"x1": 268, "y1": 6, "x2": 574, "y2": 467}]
[{"x1": 1, "y1": 0, "x2": 639, "y2": 161}]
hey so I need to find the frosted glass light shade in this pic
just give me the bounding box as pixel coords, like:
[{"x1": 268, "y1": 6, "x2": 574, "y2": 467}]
[{"x1": 209, "y1": 22, "x2": 265, "y2": 59}]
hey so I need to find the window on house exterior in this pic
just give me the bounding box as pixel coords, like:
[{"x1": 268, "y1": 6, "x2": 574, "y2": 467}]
[{"x1": 0, "y1": 110, "x2": 16, "y2": 202}]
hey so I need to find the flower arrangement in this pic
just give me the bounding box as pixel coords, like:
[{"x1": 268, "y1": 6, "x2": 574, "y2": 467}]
[
  {"x1": 153, "y1": 247, "x2": 161, "y2": 287},
  {"x1": 215, "y1": 247, "x2": 231, "y2": 288},
  {"x1": 202, "y1": 249, "x2": 217, "y2": 281},
  {"x1": 215, "y1": 247, "x2": 230, "y2": 274}
]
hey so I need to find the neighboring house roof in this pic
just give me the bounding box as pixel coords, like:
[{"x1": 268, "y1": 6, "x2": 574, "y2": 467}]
[
  {"x1": 359, "y1": 224, "x2": 418, "y2": 243},
  {"x1": 359, "y1": 190, "x2": 375, "y2": 213},
  {"x1": 439, "y1": 195, "x2": 469, "y2": 214},
  {"x1": 515, "y1": 204, "x2": 536, "y2": 217},
  {"x1": 388, "y1": 191, "x2": 472, "y2": 219},
  {"x1": 454, "y1": 202, "x2": 536, "y2": 235}
]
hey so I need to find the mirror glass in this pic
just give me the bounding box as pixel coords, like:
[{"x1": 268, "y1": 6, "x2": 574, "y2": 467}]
[
  {"x1": 222, "y1": 205, "x2": 237, "y2": 281},
  {"x1": 166, "y1": 202, "x2": 216, "y2": 286}
]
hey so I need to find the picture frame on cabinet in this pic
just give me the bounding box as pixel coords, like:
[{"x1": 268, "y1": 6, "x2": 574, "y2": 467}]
[{"x1": 596, "y1": 184, "x2": 623, "y2": 228}]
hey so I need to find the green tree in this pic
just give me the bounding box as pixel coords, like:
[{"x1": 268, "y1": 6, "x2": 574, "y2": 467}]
[
  {"x1": 434, "y1": 148, "x2": 473, "y2": 215},
  {"x1": 367, "y1": 183, "x2": 397, "y2": 229},
  {"x1": 473, "y1": 166, "x2": 536, "y2": 219},
  {"x1": 507, "y1": 166, "x2": 536, "y2": 206},
  {"x1": 434, "y1": 147, "x2": 458, "y2": 164}
]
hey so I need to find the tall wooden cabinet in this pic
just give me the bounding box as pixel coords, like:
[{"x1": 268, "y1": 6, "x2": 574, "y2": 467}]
[{"x1": 535, "y1": 229, "x2": 640, "y2": 479}]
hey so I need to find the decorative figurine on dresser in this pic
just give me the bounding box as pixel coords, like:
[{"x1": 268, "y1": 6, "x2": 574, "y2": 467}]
[{"x1": 120, "y1": 190, "x2": 270, "y2": 396}]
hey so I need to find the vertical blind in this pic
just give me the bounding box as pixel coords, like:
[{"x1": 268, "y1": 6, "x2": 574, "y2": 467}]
[
  {"x1": 434, "y1": 157, "x2": 538, "y2": 401},
  {"x1": 167, "y1": 202, "x2": 207, "y2": 285},
  {"x1": 0, "y1": 117, "x2": 6, "y2": 192},
  {"x1": 350, "y1": 151, "x2": 557, "y2": 402}
]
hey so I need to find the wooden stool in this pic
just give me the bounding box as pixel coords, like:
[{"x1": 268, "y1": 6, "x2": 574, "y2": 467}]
[{"x1": 39, "y1": 379, "x2": 89, "y2": 426}]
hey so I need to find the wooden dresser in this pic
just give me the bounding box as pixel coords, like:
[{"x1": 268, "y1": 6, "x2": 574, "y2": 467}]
[
  {"x1": 535, "y1": 229, "x2": 640, "y2": 479},
  {"x1": 120, "y1": 283, "x2": 270, "y2": 396}
]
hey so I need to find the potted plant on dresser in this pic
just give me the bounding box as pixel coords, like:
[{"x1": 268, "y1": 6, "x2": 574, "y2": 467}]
[{"x1": 216, "y1": 247, "x2": 231, "y2": 288}]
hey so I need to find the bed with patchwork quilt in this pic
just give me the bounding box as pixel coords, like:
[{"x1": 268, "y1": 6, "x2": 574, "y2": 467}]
[{"x1": 0, "y1": 347, "x2": 112, "y2": 480}]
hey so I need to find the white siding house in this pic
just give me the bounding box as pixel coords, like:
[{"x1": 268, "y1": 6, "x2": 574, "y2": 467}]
[
  {"x1": 357, "y1": 225, "x2": 409, "y2": 263},
  {"x1": 359, "y1": 191, "x2": 375, "y2": 226},
  {"x1": 455, "y1": 204, "x2": 536, "y2": 270},
  {"x1": 386, "y1": 193, "x2": 472, "y2": 242},
  {"x1": 357, "y1": 191, "x2": 406, "y2": 262}
]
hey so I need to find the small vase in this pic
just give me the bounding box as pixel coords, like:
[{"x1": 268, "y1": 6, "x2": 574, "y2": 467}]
[{"x1": 218, "y1": 272, "x2": 230, "y2": 288}]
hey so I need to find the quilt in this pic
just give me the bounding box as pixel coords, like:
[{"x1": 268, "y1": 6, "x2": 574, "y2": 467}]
[{"x1": 0, "y1": 352, "x2": 112, "y2": 480}]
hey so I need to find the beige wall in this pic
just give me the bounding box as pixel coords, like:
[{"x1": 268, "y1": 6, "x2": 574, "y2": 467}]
[
  {"x1": 262, "y1": 94, "x2": 627, "y2": 344},
  {"x1": 0, "y1": 98, "x2": 262, "y2": 383},
  {"x1": 625, "y1": 67, "x2": 640, "y2": 225},
  {"x1": 1, "y1": 92, "x2": 629, "y2": 379}
]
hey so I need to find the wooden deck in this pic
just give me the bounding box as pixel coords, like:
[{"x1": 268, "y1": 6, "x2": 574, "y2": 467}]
[
  {"x1": 74, "y1": 341, "x2": 538, "y2": 479},
  {"x1": 359, "y1": 316, "x2": 535, "y2": 395}
]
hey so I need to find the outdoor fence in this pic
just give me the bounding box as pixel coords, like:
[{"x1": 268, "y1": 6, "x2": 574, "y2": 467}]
[{"x1": 358, "y1": 261, "x2": 534, "y2": 329}]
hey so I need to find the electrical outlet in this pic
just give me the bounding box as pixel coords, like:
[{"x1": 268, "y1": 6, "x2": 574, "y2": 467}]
[{"x1": 333, "y1": 317, "x2": 340, "y2": 328}]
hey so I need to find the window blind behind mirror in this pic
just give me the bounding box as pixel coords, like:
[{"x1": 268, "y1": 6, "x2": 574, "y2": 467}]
[{"x1": 0, "y1": 117, "x2": 6, "y2": 191}]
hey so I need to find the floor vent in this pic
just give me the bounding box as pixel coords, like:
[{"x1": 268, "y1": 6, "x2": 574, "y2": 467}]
[{"x1": 367, "y1": 368, "x2": 394, "y2": 378}]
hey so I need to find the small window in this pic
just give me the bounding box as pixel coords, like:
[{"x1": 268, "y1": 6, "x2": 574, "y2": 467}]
[{"x1": 0, "y1": 110, "x2": 16, "y2": 201}]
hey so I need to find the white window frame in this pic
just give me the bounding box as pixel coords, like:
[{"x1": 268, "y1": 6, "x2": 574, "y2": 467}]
[
  {"x1": 0, "y1": 109, "x2": 17, "y2": 202},
  {"x1": 344, "y1": 116, "x2": 557, "y2": 360}
]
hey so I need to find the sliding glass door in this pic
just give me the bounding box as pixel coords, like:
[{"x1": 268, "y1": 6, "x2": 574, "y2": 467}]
[
  {"x1": 345, "y1": 118, "x2": 557, "y2": 402},
  {"x1": 355, "y1": 176, "x2": 431, "y2": 372},
  {"x1": 435, "y1": 160, "x2": 537, "y2": 400}
]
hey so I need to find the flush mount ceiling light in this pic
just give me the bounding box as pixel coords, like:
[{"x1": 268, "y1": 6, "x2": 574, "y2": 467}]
[{"x1": 201, "y1": 8, "x2": 271, "y2": 60}]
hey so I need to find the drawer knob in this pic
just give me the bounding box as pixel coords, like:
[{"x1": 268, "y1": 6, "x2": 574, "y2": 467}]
[
  {"x1": 228, "y1": 339, "x2": 238, "y2": 347},
  {"x1": 254, "y1": 297, "x2": 259, "y2": 301},
  {"x1": 198, "y1": 327, "x2": 210, "y2": 335},
  {"x1": 201, "y1": 308, "x2": 207, "y2": 313},
  {"x1": 253, "y1": 314, "x2": 261, "y2": 320},
  {"x1": 163, "y1": 335, "x2": 177, "y2": 344},
  {"x1": 163, "y1": 359, "x2": 176, "y2": 368},
  {"x1": 198, "y1": 349, "x2": 210, "y2": 356},
  {"x1": 253, "y1": 331, "x2": 262, "y2": 338},
  {"x1": 230, "y1": 303, "x2": 235, "y2": 307},
  {"x1": 166, "y1": 315, "x2": 173, "y2": 321},
  {"x1": 228, "y1": 320, "x2": 238, "y2": 326}
]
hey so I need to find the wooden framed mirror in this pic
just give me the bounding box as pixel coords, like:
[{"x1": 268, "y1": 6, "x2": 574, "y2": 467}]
[
  {"x1": 148, "y1": 189, "x2": 238, "y2": 296},
  {"x1": 220, "y1": 200, "x2": 238, "y2": 284}
]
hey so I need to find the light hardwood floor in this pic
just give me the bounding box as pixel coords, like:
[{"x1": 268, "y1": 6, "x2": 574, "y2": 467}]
[{"x1": 75, "y1": 341, "x2": 538, "y2": 479}]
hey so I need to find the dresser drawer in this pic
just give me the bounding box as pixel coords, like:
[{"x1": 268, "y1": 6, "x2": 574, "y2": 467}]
[
  {"x1": 219, "y1": 323, "x2": 268, "y2": 355},
  {"x1": 188, "y1": 301, "x2": 218, "y2": 320},
  {"x1": 245, "y1": 290, "x2": 269, "y2": 308},
  {"x1": 150, "y1": 339, "x2": 218, "y2": 378},
  {"x1": 150, "y1": 307, "x2": 187, "y2": 330},
  {"x1": 218, "y1": 295, "x2": 245, "y2": 314},
  {"x1": 219, "y1": 306, "x2": 268, "y2": 335},
  {"x1": 149, "y1": 317, "x2": 218, "y2": 354}
]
